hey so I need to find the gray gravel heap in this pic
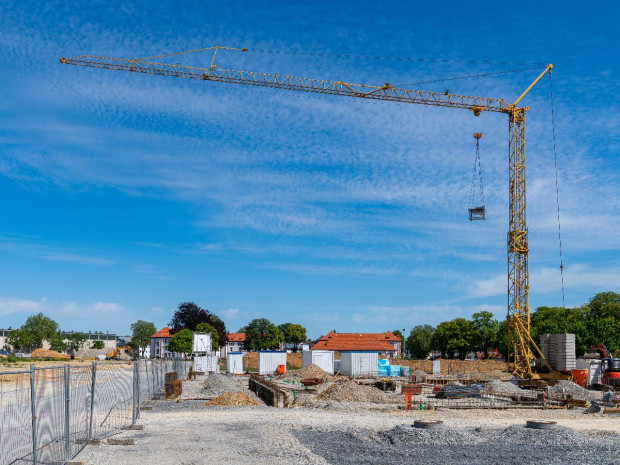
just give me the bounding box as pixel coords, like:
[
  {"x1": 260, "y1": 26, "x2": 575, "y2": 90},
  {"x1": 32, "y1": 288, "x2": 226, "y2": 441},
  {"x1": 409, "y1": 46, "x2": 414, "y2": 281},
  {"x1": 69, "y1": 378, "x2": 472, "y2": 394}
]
[
  {"x1": 203, "y1": 373, "x2": 249, "y2": 396},
  {"x1": 481, "y1": 379, "x2": 525, "y2": 395},
  {"x1": 548, "y1": 380, "x2": 602, "y2": 401},
  {"x1": 293, "y1": 423, "x2": 619, "y2": 465}
]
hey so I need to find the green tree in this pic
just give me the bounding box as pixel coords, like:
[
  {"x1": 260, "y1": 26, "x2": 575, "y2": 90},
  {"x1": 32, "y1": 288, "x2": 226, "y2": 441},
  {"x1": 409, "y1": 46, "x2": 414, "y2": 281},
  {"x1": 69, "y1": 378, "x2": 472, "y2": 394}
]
[
  {"x1": 167, "y1": 329, "x2": 194, "y2": 357},
  {"x1": 406, "y1": 325, "x2": 435, "y2": 359},
  {"x1": 196, "y1": 323, "x2": 220, "y2": 351},
  {"x1": 50, "y1": 331, "x2": 67, "y2": 353},
  {"x1": 66, "y1": 332, "x2": 86, "y2": 356},
  {"x1": 585, "y1": 291, "x2": 620, "y2": 353},
  {"x1": 492, "y1": 320, "x2": 510, "y2": 360},
  {"x1": 6, "y1": 329, "x2": 34, "y2": 352},
  {"x1": 472, "y1": 311, "x2": 500, "y2": 358},
  {"x1": 130, "y1": 320, "x2": 157, "y2": 357},
  {"x1": 91, "y1": 340, "x2": 105, "y2": 350},
  {"x1": 169, "y1": 302, "x2": 227, "y2": 347},
  {"x1": 278, "y1": 323, "x2": 307, "y2": 352},
  {"x1": 431, "y1": 318, "x2": 477, "y2": 360},
  {"x1": 21, "y1": 313, "x2": 59, "y2": 349},
  {"x1": 243, "y1": 318, "x2": 284, "y2": 351}
]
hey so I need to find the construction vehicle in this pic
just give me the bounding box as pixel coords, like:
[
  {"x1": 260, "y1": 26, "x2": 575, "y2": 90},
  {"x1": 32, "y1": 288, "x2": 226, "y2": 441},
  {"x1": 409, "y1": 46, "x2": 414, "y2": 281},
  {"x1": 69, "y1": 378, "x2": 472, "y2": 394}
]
[
  {"x1": 60, "y1": 46, "x2": 563, "y2": 379},
  {"x1": 106, "y1": 346, "x2": 135, "y2": 360},
  {"x1": 586, "y1": 344, "x2": 620, "y2": 389}
]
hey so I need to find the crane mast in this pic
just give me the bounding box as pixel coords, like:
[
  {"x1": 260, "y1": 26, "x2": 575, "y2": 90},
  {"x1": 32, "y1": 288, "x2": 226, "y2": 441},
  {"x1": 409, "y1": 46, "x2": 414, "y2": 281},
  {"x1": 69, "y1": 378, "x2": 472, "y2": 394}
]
[{"x1": 60, "y1": 48, "x2": 553, "y2": 378}]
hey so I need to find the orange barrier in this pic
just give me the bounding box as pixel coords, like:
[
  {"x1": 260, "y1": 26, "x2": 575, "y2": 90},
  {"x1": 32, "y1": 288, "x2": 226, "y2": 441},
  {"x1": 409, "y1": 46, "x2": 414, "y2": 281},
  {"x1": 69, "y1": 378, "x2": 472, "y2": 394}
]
[{"x1": 571, "y1": 369, "x2": 588, "y2": 388}]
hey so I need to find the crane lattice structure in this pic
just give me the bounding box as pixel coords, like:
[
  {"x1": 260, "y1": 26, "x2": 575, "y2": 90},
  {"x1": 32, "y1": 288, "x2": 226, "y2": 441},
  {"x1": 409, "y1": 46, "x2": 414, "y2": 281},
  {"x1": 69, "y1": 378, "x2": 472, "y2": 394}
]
[{"x1": 60, "y1": 46, "x2": 554, "y2": 378}]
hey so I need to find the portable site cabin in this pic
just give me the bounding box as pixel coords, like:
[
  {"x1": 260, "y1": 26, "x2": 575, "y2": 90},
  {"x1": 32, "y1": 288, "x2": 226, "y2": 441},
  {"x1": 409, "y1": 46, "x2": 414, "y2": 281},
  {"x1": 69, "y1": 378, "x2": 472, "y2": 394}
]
[
  {"x1": 340, "y1": 351, "x2": 378, "y2": 376},
  {"x1": 302, "y1": 350, "x2": 334, "y2": 374},
  {"x1": 194, "y1": 354, "x2": 219, "y2": 372},
  {"x1": 227, "y1": 351, "x2": 244, "y2": 374},
  {"x1": 258, "y1": 350, "x2": 287, "y2": 375},
  {"x1": 192, "y1": 333, "x2": 212, "y2": 354}
]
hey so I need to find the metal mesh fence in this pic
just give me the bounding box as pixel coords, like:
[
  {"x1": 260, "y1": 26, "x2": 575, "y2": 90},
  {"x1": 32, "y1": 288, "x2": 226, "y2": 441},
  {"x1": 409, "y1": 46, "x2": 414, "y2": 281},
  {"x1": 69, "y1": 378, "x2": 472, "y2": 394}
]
[{"x1": 0, "y1": 359, "x2": 183, "y2": 465}]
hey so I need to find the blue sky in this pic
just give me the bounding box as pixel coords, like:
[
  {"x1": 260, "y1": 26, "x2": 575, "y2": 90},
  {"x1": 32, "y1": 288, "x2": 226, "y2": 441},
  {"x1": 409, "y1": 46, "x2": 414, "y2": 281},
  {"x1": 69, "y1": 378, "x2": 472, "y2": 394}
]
[{"x1": 1, "y1": 1, "x2": 618, "y2": 338}]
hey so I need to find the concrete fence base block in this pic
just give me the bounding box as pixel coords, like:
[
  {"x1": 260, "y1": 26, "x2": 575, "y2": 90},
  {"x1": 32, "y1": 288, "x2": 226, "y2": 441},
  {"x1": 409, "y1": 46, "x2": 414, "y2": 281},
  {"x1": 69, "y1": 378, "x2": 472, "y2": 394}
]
[
  {"x1": 107, "y1": 438, "x2": 136, "y2": 445},
  {"x1": 122, "y1": 424, "x2": 145, "y2": 430},
  {"x1": 50, "y1": 462, "x2": 85, "y2": 465},
  {"x1": 141, "y1": 406, "x2": 154, "y2": 411},
  {"x1": 75, "y1": 439, "x2": 101, "y2": 445}
]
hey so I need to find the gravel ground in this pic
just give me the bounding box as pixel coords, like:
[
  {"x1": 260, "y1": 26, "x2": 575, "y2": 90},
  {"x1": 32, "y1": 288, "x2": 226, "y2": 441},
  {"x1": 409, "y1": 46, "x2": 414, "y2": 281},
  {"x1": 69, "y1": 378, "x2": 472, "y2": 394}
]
[{"x1": 76, "y1": 399, "x2": 620, "y2": 465}]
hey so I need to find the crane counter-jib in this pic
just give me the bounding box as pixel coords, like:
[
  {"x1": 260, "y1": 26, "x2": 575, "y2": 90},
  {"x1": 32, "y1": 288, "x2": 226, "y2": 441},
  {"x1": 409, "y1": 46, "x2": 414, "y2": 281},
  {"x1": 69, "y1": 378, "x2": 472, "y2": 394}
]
[{"x1": 59, "y1": 55, "x2": 512, "y2": 114}]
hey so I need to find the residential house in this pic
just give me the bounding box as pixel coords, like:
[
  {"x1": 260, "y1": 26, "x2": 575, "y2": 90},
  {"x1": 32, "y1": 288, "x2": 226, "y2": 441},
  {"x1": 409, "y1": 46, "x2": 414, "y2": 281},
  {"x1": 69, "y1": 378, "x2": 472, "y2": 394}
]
[
  {"x1": 311, "y1": 331, "x2": 400, "y2": 358},
  {"x1": 220, "y1": 333, "x2": 245, "y2": 357},
  {"x1": 150, "y1": 327, "x2": 173, "y2": 358}
]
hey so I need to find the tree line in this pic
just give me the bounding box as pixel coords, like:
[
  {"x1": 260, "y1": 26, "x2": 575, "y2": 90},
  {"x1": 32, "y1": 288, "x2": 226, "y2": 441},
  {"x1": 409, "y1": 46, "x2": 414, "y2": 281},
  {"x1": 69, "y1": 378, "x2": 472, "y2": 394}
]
[{"x1": 405, "y1": 291, "x2": 620, "y2": 360}]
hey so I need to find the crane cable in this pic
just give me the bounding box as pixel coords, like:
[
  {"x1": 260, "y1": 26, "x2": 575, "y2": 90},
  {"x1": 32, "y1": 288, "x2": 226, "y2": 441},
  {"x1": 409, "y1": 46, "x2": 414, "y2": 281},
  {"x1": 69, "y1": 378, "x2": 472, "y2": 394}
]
[
  {"x1": 468, "y1": 135, "x2": 485, "y2": 211},
  {"x1": 549, "y1": 70, "x2": 566, "y2": 308}
]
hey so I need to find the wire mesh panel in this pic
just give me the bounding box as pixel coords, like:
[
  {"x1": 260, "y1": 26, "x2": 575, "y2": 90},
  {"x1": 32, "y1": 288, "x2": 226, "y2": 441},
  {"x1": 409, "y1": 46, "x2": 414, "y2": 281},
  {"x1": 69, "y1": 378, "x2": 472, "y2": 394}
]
[
  {"x1": 0, "y1": 370, "x2": 34, "y2": 465},
  {"x1": 91, "y1": 363, "x2": 133, "y2": 439},
  {"x1": 33, "y1": 366, "x2": 65, "y2": 463},
  {"x1": 69, "y1": 365, "x2": 93, "y2": 458}
]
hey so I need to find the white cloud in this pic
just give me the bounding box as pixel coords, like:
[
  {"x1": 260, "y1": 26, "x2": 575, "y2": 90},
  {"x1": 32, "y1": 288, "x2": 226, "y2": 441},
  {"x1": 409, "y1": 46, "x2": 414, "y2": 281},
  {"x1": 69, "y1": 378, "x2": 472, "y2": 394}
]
[
  {"x1": 0, "y1": 297, "x2": 44, "y2": 316},
  {"x1": 220, "y1": 308, "x2": 241, "y2": 319}
]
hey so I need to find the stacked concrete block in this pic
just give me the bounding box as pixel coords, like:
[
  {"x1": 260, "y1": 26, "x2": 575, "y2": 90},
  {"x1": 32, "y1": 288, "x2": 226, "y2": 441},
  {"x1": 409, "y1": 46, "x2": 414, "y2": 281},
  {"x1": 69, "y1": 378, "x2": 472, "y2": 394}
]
[{"x1": 540, "y1": 333, "x2": 576, "y2": 371}]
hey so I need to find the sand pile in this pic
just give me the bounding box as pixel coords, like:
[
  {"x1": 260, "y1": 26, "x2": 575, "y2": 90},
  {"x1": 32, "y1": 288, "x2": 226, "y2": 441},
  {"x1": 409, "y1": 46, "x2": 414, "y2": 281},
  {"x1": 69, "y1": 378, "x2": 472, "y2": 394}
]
[
  {"x1": 282, "y1": 364, "x2": 330, "y2": 380},
  {"x1": 317, "y1": 380, "x2": 389, "y2": 403},
  {"x1": 205, "y1": 392, "x2": 261, "y2": 407},
  {"x1": 30, "y1": 349, "x2": 70, "y2": 359}
]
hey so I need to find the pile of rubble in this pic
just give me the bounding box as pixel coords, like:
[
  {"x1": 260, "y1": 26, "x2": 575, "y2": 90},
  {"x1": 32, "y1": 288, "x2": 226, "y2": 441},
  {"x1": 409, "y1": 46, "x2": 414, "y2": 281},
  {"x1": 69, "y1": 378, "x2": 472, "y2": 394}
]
[
  {"x1": 481, "y1": 380, "x2": 524, "y2": 395},
  {"x1": 282, "y1": 364, "x2": 331, "y2": 380},
  {"x1": 203, "y1": 373, "x2": 248, "y2": 397},
  {"x1": 548, "y1": 380, "x2": 602, "y2": 401},
  {"x1": 205, "y1": 391, "x2": 261, "y2": 407},
  {"x1": 316, "y1": 380, "x2": 390, "y2": 403}
]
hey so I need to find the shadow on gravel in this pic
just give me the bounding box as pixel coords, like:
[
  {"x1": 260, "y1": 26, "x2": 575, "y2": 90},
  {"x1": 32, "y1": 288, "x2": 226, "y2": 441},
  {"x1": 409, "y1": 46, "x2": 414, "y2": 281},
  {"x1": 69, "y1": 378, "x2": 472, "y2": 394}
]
[{"x1": 293, "y1": 425, "x2": 619, "y2": 465}]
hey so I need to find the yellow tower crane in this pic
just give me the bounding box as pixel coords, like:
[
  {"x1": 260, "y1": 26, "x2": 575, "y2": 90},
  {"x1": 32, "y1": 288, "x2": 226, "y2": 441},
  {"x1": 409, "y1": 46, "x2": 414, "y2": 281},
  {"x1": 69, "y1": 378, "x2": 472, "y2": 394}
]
[{"x1": 60, "y1": 46, "x2": 559, "y2": 379}]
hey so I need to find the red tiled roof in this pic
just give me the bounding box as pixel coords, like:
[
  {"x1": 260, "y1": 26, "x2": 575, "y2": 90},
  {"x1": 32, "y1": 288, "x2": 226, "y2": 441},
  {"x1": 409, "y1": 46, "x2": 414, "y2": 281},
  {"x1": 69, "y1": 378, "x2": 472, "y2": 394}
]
[
  {"x1": 227, "y1": 333, "x2": 245, "y2": 342},
  {"x1": 151, "y1": 327, "x2": 172, "y2": 338},
  {"x1": 311, "y1": 331, "x2": 397, "y2": 352}
]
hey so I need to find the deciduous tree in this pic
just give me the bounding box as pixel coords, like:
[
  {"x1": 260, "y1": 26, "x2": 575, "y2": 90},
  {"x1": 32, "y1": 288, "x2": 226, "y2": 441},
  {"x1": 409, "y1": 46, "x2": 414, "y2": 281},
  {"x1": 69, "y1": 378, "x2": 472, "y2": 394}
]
[
  {"x1": 406, "y1": 325, "x2": 435, "y2": 359},
  {"x1": 169, "y1": 302, "x2": 227, "y2": 347},
  {"x1": 130, "y1": 320, "x2": 157, "y2": 357},
  {"x1": 278, "y1": 323, "x2": 307, "y2": 352},
  {"x1": 243, "y1": 318, "x2": 284, "y2": 351},
  {"x1": 166, "y1": 329, "x2": 194, "y2": 357}
]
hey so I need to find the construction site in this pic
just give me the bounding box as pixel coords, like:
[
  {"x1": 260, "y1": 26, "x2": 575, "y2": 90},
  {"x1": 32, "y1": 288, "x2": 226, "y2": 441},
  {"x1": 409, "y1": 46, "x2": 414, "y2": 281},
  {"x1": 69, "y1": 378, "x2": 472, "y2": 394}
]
[{"x1": 2, "y1": 2, "x2": 619, "y2": 464}]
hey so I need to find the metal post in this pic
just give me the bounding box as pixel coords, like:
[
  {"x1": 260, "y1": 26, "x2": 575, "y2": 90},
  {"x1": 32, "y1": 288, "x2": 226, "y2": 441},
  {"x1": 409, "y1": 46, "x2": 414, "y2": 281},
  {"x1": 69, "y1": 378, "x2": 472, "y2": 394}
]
[
  {"x1": 136, "y1": 361, "x2": 141, "y2": 420},
  {"x1": 65, "y1": 365, "x2": 71, "y2": 461},
  {"x1": 131, "y1": 362, "x2": 136, "y2": 424},
  {"x1": 88, "y1": 362, "x2": 97, "y2": 440},
  {"x1": 29, "y1": 364, "x2": 37, "y2": 465}
]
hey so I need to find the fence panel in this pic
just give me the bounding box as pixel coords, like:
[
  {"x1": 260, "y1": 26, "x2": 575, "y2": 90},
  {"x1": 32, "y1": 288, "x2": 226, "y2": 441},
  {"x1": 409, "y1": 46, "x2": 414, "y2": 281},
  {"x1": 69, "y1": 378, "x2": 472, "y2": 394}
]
[
  {"x1": 33, "y1": 366, "x2": 65, "y2": 463},
  {"x1": 0, "y1": 359, "x2": 177, "y2": 465},
  {"x1": 69, "y1": 365, "x2": 93, "y2": 458},
  {"x1": 0, "y1": 370, "x2": 33, "y2": 465},
  {"x1": 91, "y1": 363, "x2": 134, "y2": 440}
]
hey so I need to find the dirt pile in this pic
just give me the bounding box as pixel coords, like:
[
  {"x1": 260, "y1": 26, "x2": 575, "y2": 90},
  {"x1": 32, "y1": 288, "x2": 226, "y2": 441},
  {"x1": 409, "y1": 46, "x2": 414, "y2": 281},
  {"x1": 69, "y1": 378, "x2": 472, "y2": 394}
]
[
  {"x1": 317, "y1": 380, "x2": 389, "y2": 403},
  {"x1": 282, "y1": 364, "x2": 330, "y2": 380},
  {"x1": 205, "y1": 391, "x2": 261, "y2": 406},
  {"x1": 411, "y1": 370, "x2": 428, "y2": 382},
  {"x1": 402, "y1": 359, "x2": 510, "y2": 380},
  {"x1": 30, "y1": 349, "x2": 70, "y2": 359}
]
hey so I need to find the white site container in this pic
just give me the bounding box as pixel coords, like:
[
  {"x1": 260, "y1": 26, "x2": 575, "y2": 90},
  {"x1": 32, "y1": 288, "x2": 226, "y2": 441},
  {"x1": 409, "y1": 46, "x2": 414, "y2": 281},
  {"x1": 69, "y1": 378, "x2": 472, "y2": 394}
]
[
  {"x1": 192, "y1": 333, "x2": 212, "y2": 354},
  {"x1": 194, "y1": 354, "x2": 219, "y2": 372},
  {"x1": 258, "y1": 351, "x2": 287, "y2": 375},
  {"x1": 302, "y1": 350, "x2": 334, "y2": 375},
  {"x1": 227, "y1": 352, "x2": 244, "y2": 374},
  {"x1": 432, "y1": 359, "x2": 441, "y2": 374},
  {"x1": 340, "y1": 351, "x2": 378, "y2": 376}
]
